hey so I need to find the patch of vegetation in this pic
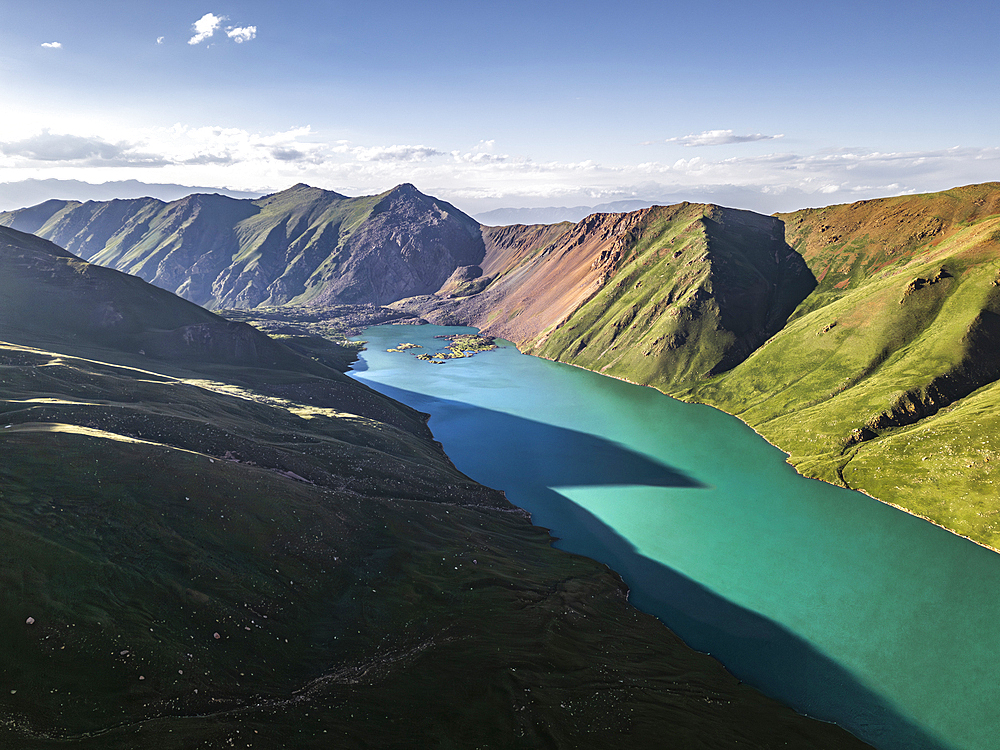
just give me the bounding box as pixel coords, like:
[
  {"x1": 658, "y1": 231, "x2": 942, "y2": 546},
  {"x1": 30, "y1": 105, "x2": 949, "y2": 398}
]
[
  {"x1": 671, "y1": 185, "x2": 1000, "y2": 548},
  {"x1": 407, "y1": 334, "x2": 500, "y2": 364},
  {"x1": 437, "y1": 333, "x2": 498, "y2": 353},
  {"x1": 386, "y1": 342, "x2": 422, "y2": 352},
  {"x1": 219, "y1": 303, "x2": 419, "y2": 342}
]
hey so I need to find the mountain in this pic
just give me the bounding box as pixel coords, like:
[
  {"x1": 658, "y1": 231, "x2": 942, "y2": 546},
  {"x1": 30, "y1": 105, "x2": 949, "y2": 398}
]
[
  {"x1": 406, "y1": 182, "x2": 1000, "y2": 550},
  {"x1": 0, "y1": 227, "x2": 869, "y2": 747},
  {"x1": 475, "y1": 200, "x2": 657, "y2": 226},
  {"x1": 0, "y1": 178, "x2": 259, "y2": 212},
  {"x1": 680, "y1": 183, "x2": 1000, "y2": 548},
  {"x1": 11, "y1": 178, "x2": 1000, "y2": 548},
  {"x1": 0, "y1": 183, "x2": 486, "y2": 310},
  {"x1": 401, "y1": 202, "x2": 815, "y2": 390}
]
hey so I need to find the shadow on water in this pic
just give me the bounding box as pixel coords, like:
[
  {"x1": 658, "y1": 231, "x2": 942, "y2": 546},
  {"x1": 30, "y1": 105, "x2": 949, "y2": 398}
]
[
  {"x1": 360, "y1": 381, "x2": 952, "y2": 750},
  {"x1": 366, "y1": 381, "x2": 705, "y2": 491}
]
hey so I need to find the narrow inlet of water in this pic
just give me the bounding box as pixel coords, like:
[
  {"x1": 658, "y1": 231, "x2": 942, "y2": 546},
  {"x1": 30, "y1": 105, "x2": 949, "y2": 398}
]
[{"x1": 350, "y1": 325, "x2": 1000, "y2": 750}]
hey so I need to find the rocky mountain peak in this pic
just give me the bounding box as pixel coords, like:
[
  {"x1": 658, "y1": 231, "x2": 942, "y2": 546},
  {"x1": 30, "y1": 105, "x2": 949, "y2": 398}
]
[
  {"x1": 389, "y1": 182, "x2": 419, "y2": 194},
  {"x1": 259, "y1": 183, "x2": 348, "y2": 203}
]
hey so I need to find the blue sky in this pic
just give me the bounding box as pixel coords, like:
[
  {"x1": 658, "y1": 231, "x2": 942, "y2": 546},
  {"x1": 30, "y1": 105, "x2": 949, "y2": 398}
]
[{"x1": 1, "y1": 0, "x2": 999, "y2": 213}]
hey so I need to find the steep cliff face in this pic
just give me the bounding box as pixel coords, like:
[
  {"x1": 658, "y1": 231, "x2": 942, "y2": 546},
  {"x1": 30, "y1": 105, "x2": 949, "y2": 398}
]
[
  {"x1": 0, "y1": 183, "x2": 485, "y2": 310},
  {"x1": 402, "y1": 203, "x2": 815, "y2": 390}
]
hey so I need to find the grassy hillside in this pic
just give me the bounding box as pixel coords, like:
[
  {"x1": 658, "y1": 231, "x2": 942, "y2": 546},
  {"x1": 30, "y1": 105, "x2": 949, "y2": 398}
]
[
  {"x1": 533, "y1": 205, "x2": 815, "y2": 389},
  {"x1": 680, "y1": 184, "x2": 1000, "y2": 548},
  {"x1": 0, "y1": 227, "x2": 869, "y2": 747}
]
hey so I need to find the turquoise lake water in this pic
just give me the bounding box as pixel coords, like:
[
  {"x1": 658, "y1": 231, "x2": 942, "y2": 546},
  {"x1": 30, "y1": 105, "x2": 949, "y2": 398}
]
[{"x1": 350, "y1": 325, "x2": 1000, "y2": 750}]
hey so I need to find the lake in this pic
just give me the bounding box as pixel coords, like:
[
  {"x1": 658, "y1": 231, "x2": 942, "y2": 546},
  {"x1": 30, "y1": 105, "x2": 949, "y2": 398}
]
[{"x1": 350, "y1": 324, "x2": 1000, "y2": 750}]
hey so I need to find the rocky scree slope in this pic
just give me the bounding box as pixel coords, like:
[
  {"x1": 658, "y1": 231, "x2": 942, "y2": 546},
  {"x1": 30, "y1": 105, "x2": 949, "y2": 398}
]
[
  {"x1": 0, "y1": 226, "x2": 869, "y2": 748},
  {"x1": 0, "y1": 183, "x2": 485, "y2": 311}
]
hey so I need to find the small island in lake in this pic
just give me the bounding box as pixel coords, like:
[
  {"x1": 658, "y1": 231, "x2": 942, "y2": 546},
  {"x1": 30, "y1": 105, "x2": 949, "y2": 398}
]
[
  {"x1": 387, "y1": 342, "x2": 423, "y2": 352},
  {"x1": 406, "y1": 333, "x2": 500, "y2": 363}
]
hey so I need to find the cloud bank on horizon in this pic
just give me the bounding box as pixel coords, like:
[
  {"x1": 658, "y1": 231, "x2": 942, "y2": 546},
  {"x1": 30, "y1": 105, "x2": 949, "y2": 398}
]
[
  {"x1": 2, "y1": 1, "x2": 998, "y2": 214},
  {"x1": 1, "y1": 122, "x2": 997, "y2": 214}
]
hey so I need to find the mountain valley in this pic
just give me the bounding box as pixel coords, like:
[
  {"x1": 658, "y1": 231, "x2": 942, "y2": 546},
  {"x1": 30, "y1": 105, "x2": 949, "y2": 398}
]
[
  {"x1": 7, "y1": 178, "x2": 1000, "y2": 744},
  {"x1": 0, "y1": 225, "x2": 870, "y2": 746},
  {"x1": 8, "y1": 182, "x2": 1000, "y2": 548}
]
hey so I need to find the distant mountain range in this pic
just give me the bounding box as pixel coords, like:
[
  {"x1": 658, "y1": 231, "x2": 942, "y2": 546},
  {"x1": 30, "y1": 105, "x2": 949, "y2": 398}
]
[
  {"x1": 468, "y1": 184, "x2": 875, "y2": 222},
  {"x1": 0, "y1": 178, "x2": 259, "y2": 211},
  {"x1": 0, "y1": 183, "x2": 484, "y2": 309},
  {"x1": 474, "y1": 200, "x2": 658, "y2": 225}
]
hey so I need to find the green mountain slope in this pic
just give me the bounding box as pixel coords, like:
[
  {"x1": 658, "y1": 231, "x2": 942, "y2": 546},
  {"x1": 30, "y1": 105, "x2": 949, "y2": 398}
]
[
  {"x1": 0, "y1": 184, "x2": 485, "y2": 310},
  {"x1": 533, "y1": 205, "x2": 815, "y2": 388},
  {"x1": 401, "y1": 203, "x2": 815, "y2": 390},
  {"x1": 0, "y1": 228, "x2": 868, "y2": 747},
  {"x1": 678, "y1": 184, "x2": 1000, "y2": 547}
]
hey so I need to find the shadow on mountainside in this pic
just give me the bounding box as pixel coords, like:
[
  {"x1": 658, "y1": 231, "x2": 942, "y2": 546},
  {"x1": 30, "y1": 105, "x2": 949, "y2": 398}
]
[{"x1": 357, "y1": 382, "x2": 952, "y2": 750}]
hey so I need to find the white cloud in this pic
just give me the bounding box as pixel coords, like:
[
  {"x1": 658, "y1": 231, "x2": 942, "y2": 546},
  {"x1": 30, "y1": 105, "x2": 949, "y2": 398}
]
[
  {"x1": 189, "y1": 13, "x2": 225, "y2": 45},
  {"x1": 452, "y1": 151, "x2": 507, "y2": 164},
  {"x1": 352, "y1": 145, "x2": 444, "y2": 162},
  {"x1": 226, "y1": 26, "x2": 256, "y2": 43},
  {"x1": 666, "y1": 130, "x2": 784, "y2": 147},
  {"x1": 41, "y1": 42, "x2": 62, "y2": 49},
  {"x1": 271, "y1": 147, "x2": 305, "y2": 161},
  {"x1": 451, "y1": 140, "x2": 509, "y2": 164},
  {"x1": 0, "y1": 131, "x2": 123, "y2": 161},
  {"x1": 0, "y1": 130, "x2": 170, "y2": 168}
]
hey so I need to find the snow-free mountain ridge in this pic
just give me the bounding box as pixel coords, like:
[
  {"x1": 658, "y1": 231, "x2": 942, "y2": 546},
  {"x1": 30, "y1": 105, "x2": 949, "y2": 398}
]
[{"x1": 8, "y1": 181, "x2": 1000, "y2": 550}]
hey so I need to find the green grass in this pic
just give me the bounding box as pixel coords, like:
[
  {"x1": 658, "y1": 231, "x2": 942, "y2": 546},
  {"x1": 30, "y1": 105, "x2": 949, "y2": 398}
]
[{"x1": 672, "y1": 190, "x2": 1000, "y2": 547}]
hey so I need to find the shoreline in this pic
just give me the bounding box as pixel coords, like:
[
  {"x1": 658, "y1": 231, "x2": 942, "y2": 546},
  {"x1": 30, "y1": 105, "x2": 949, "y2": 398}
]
[
  {"x1": 359, "y1": 320, "x2": 1000, "y2": 556},
  {"x1": 428, "y1": 325, "x2": 1000, "y2": 558},
  {"x1": 347, "y1": 323, "x2": 886, "y2": 747},
  {"x1": 531, "y1": 351, "x2": 1000, "y2": 556}
]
